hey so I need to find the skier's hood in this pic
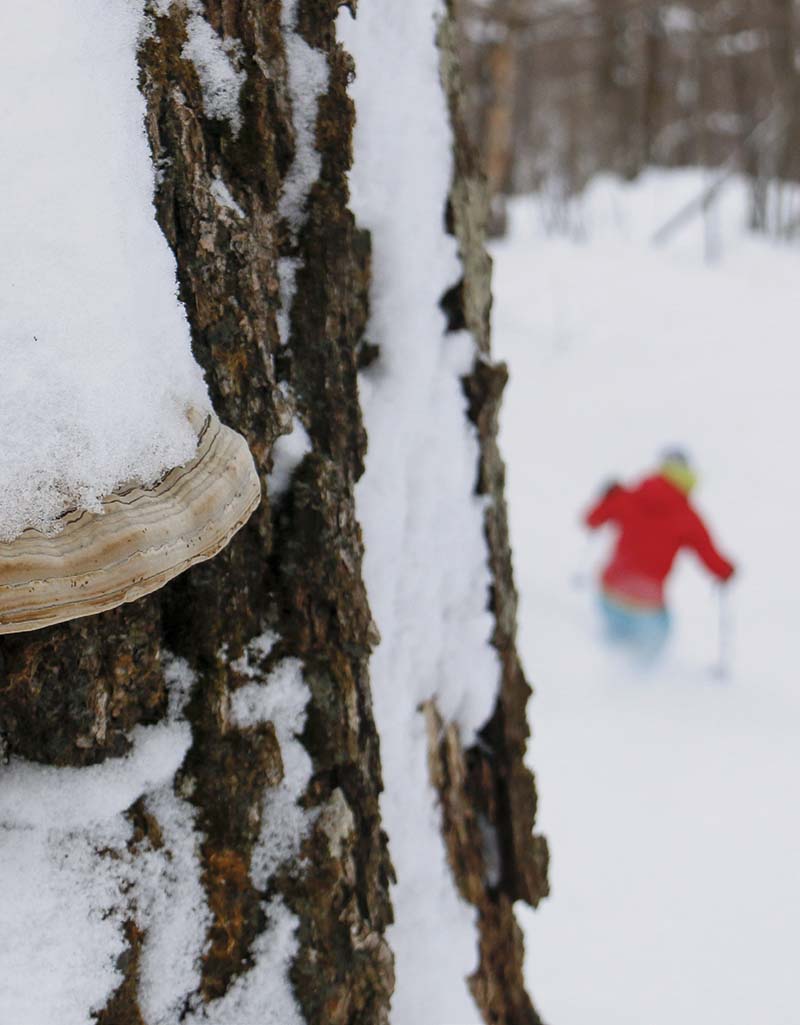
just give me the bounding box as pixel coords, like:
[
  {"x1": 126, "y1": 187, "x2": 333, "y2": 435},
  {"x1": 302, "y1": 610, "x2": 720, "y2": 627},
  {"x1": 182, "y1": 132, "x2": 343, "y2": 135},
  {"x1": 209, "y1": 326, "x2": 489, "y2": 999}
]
[{"x1": 633, "y1": 474, "x2": 689, "y2": 513}]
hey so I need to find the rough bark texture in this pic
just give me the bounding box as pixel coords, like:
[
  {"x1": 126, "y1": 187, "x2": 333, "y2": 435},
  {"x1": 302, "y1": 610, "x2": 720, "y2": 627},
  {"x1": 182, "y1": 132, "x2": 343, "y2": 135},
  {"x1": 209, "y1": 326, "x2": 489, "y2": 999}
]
[
  {"x1": 141, "y1": 2, "x2": 395, "y2": 1020},
  {"x1": 0, "y1": 2, "x2": 546, "y2": 1022},
  {"x1": 2, "y1": 2, "x2": 392, "y2": 1022}
]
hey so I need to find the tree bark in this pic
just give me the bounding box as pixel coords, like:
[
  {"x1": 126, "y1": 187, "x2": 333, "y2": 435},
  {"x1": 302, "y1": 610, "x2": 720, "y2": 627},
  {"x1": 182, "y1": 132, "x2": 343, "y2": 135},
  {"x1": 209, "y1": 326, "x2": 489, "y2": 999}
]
[
  {"x1": 0, "y1": 2, "x2": 545, "y2": 1022},
  {"x1": 439, "y1": 10, "x2": 549, "y2": 1020}
]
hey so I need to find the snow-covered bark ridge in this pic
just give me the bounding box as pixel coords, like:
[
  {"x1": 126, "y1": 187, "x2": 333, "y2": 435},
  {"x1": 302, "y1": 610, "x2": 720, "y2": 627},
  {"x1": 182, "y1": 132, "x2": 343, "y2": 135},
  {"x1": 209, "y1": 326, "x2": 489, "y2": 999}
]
[
  {"x1": 182, "y1": 6, "x2": 246, "y2": 133},
  {"x1": 276, "y1": 0, "x2": 330, "y2": 346},
  {"x1": 0, "y1": 644, "x2": 314, "y2": 1025},
  {"x1": 340, "y1": 3, "x2": 522, "y2": 1021},
  {"x1": 341, "y1": 3, "x2": 548, "y2": 1021},
  {"x1": 0, "y1": 663, "x2": 195, "y2": 1025}
]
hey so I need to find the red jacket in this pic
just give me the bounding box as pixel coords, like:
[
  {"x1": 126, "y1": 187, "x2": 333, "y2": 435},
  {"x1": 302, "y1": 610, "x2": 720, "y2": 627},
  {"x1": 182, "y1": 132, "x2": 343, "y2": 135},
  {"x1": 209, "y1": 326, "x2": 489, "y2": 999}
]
[{"x1": 585, "y1": 475, "x2": 734, "y2": 608}]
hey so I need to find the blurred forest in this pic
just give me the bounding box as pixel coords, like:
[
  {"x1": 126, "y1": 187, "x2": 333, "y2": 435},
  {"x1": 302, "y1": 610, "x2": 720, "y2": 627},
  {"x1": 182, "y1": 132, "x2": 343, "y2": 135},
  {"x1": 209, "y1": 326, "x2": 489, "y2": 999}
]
[{"x1": 457, "y1": 0, "x2": 800, "y2": 235}]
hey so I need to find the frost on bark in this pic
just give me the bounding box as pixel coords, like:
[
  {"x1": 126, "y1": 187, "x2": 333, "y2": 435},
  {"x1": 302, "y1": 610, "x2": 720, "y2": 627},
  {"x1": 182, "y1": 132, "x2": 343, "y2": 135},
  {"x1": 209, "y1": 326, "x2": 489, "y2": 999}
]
[{"x1": 0, "y1": 2, "x2": 545, "y2": 1023}]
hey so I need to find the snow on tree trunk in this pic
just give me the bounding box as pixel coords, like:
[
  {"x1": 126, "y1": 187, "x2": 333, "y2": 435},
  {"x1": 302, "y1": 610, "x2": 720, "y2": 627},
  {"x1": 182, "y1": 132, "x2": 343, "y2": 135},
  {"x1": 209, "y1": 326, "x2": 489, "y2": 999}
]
[{"x1": 0, "y1": 2, "x2": 546, "y2": 1023}]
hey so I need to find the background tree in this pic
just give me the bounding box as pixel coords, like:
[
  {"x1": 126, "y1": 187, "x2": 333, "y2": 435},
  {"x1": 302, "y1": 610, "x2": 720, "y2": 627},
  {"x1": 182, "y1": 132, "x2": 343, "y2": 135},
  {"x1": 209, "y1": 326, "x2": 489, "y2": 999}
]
[{"x1": 458, "y1": 0, "x2": 800, "y2": 234}]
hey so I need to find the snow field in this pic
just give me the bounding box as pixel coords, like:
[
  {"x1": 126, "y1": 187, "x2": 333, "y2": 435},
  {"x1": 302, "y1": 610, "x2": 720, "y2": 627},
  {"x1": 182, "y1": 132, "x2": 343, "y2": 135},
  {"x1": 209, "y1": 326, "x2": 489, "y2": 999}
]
[{"x1": 492, "y1": 170, "x2": 800, "y2": 1024}]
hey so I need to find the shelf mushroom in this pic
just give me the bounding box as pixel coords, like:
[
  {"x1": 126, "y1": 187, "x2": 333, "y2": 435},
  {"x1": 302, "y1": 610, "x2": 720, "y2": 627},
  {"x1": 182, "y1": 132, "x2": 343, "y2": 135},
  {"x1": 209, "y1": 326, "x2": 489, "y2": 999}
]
[
  {"x1": 0, "y1": 414, "x2": 261, "y2": 635},
  {"x1": 0, "y1": 6, "x2": 264, "y2": 633}
]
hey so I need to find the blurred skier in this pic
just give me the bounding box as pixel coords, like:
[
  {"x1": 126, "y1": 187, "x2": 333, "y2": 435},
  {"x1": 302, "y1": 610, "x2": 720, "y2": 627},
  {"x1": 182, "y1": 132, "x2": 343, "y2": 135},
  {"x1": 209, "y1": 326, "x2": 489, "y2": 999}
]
[{"x1": 584, "y1": 450, "x2": 735, "y2": 658}]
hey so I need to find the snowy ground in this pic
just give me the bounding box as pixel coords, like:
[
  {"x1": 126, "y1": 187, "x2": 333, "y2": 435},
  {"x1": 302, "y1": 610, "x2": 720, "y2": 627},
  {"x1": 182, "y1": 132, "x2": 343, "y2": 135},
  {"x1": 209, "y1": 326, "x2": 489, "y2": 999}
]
[{"x1": 492, "y1": 170, "x2": 800, "y2": 1025}]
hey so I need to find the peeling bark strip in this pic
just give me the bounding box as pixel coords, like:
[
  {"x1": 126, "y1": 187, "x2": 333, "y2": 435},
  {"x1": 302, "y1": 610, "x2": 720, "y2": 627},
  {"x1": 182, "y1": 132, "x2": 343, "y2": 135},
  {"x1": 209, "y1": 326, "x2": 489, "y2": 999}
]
[{"x1": 423, "y1": 704, "x2": 544, "y2": 1025}]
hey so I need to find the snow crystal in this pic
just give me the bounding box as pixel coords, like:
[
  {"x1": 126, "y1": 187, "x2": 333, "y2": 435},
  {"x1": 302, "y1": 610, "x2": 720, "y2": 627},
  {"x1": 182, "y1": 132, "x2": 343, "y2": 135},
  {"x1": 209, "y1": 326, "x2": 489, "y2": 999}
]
[
  {"x1": 0, "y1": 0, "x2": 209, "y2": 541},
  {"x1": 210, "y1": 175, "x2": 246, "y2": 218},
  {"x1": 276, "y1": 0, "x2": 330, "y2": 345},
  {"x1": 278, "y1": 12, "x2": 330, "y2": 231},
  {"x1": 267, "y1": 417, "x2": 312, "y2": 498},
  {"x1": 229, "y1": 652, "x2": 313, "y2": 888},
  {"x1": 0, "y1": 722, "x2": 191, "y2": 831},
  {"x1": 276, "y1": 256, "x2": 301, "y2": 347},
  {"x1": 0, "y1": 712, "x2": 191, "y2": 1024},
  {"x1": 175, "y1": 642, "x2": 311, "y2": 1024},
  {"x1": 134, "y1": 785, "x2": 210, "y2": 1025},
  {"x1": 164, "y1": 651, "x2": 197, "y2": 721},
  {"x1": 230, "y1": 630, "x2": 279, "y2": 679},
  {"x1": 229, "y1": 662, "x2": 305, "y2": 729},
  {"x1": 182, "y1": 8, "x2": 246, "y2": 134},
  {"x1": 340, "y1": 1, "x2": 499, "y2": 1021},
  {"x1": 186, "y1": 899, "x2": 303, "y2": 1025}
]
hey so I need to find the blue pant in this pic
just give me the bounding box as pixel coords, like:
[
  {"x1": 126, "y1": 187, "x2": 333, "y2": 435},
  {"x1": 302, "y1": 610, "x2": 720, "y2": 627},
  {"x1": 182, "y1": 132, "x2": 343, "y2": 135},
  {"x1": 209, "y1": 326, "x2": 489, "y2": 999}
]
[{"x1": 599, "y1": 593, "x2": 671, "y2": 661}]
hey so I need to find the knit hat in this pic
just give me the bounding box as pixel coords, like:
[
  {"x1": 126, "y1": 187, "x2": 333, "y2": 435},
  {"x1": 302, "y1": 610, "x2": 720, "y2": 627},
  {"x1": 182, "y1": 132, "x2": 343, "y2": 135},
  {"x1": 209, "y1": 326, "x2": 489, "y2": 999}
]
[{"x1": 660, "y1": 448, "x2": 697, "y2": 494}]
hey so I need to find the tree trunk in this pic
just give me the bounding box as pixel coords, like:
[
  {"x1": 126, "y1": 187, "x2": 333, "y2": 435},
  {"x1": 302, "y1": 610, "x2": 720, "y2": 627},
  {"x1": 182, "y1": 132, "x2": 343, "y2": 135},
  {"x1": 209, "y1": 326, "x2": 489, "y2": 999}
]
[{"x1": 0, "y1": 2, "x2": 545, "y2": 1022}]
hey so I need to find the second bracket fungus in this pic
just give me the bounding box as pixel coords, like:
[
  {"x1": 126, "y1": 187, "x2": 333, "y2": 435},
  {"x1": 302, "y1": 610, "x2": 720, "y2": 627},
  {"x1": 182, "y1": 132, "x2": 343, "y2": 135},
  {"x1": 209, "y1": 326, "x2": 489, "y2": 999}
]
[{"x1": 0, "y1": 415, "x2": 261, "y2": 635}]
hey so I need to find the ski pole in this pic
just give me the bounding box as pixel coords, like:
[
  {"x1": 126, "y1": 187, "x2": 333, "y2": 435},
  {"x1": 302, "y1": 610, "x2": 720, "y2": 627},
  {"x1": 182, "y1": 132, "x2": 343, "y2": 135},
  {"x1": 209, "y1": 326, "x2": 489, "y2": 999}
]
[
  {"x1": 571, "y1": 534, "x2": 594, "y2": 590},
  {"x1": 714, "y1": 583, "x2": 732, "y2": 679}
]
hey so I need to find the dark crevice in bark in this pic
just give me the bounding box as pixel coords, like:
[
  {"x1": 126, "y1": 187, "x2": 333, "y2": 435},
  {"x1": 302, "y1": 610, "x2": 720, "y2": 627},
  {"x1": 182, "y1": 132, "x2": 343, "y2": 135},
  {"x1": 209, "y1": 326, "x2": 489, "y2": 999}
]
[
  {"x1": 93, "y1": 918, "x2": 147, "y2": 1025},
  {"x1": 0, "y1": 598, "x2": 165, "y2": 768},
  {"x1": 441, "y1": 277, "x2": 469, "y2": 333}
]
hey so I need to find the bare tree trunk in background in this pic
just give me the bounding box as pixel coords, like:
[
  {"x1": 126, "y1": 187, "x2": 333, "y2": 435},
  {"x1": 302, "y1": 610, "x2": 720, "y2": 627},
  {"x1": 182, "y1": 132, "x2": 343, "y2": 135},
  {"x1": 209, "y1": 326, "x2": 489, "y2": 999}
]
[
  {"x1": 641, "y1": 2, "x2": 666, "y2": 165},
  {"x1": 594, "y1": 0, "x2": 642, "y2": 177},
  {"x1": 484, "y1": 33, "x2": 519, "y2": 234},
  {"x1": 456, "y1": 0, "x2": 800, "y2": 234},
  {"x1": 440, "y1": 8, "x2": 550, "y2": 1019},
  {"x1": 456, "y1": 0, "x2": 521, "y2": 234},
  {"x1": 0, "y1": 2, "x2": 546, "y2": 1022},
  {"x1": 764, "y1": 0, "x2": 800, "y2": 230}
]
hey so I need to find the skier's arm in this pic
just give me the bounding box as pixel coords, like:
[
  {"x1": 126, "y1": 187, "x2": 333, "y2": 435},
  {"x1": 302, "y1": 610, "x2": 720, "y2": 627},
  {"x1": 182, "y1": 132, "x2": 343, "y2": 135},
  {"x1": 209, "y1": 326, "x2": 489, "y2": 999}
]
[
  {"x1": 686, "y1": 513, "x2": 735, "y2": 582},
  {"x1": 584, "y1": 482, "x2": 628, "y2": 529}
]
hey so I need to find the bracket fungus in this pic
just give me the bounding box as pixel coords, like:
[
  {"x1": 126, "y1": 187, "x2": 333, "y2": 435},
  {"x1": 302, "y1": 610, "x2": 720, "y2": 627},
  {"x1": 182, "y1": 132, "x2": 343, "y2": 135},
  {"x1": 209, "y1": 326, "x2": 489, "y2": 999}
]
[
  {"x1": 0, "y1": 414, "x2": 261, "y2": 635},
  {"x1": 0, "y1": 7, "x2": 266, "y2": 634}
]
